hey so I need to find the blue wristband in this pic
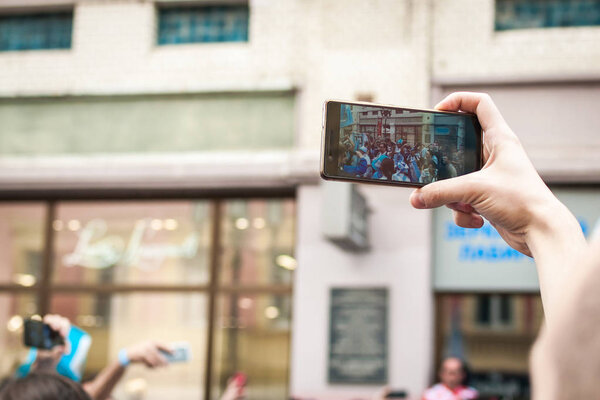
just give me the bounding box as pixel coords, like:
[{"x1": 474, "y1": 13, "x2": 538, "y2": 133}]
[{"x1": 118, "y1": 348, "x2": 130, "y2": 367}]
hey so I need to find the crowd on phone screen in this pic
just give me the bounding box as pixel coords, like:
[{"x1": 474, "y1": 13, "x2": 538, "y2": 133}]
[{"x1": 339, "y1": 132, "x2": 463, "y2": 184}]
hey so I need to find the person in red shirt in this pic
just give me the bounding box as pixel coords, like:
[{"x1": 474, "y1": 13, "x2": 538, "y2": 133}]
[{"x1": 422, "y1": 357, "x2": 478, "y2": 400}]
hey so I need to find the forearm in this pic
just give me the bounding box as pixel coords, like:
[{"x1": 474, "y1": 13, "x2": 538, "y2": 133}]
[
  {"x1": 83, "y1": 360, "x2": 126, "y2": 400},
  {"x1": 526, "y1": 198, "x2": 587, "y2": 324}
]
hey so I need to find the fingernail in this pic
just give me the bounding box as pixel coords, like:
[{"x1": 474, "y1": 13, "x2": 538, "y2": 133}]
[{"x1": 411, "y1": 192, "x2": 426, "y2": 208}]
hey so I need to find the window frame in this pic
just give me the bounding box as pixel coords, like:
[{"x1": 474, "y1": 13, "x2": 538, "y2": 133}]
[
  {"x1": 0, "y1": 8, "x2": 74, "y2": 52},
  {"x1": 494, "y1": 0, "x2": 600, "y2": 31},
  {"x1": 155, "y1": 1, "x2": 250, "y2": 46}
]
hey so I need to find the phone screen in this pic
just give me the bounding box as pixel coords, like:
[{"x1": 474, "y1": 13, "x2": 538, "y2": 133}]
[
  {"x1": 322, "y1": 101, "x2": 482, "y2": 187},
  {"x1": 23, "y1": 319, "x2": 64, "y2": 350}
]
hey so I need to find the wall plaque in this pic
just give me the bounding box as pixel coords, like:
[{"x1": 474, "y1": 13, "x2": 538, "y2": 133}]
[{"x1": 328, "y1": 287, "x2": 388, "y2": 384}]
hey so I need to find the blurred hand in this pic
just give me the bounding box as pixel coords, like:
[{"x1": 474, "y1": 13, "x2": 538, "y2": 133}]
[
  {"x1": 220, "y1": 375, "x2": 246, "y2": 400},
  {"x1": 125, "y1": 341, "x2": 172, "y2": 369},
  {"x1": 33, "y1": 314, "x2": 71, "y2": 371},
  {"x1": 410, "y1": 92, "x2": 567, "y2": 256},
  {"x1": 371, "y1": 386, "x2": 391, "y2": 400}
]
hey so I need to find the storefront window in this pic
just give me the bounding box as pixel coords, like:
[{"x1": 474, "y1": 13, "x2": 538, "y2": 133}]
[
  {"x1": 52, "y1": 201, "x2": 212, "y2": 286},
  {"x1": 0, "y1": 196, "x2": 294, "y2": 399},
  {"x1": 0, "y1": 203, "x2": 46, "y2": 285}
]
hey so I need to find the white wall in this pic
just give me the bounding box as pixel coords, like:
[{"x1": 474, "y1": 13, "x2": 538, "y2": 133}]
[
  {"x1": 291, "y1": 184, "x2": 433, "y2": 399},
  {"x1": 432, "y1": 0, "x2": 600, "y2": 81},
  {"x1": 0, "y1": 0, "x2": 433, "y2": 153}
]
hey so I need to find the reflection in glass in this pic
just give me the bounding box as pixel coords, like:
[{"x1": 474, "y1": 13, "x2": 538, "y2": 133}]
[
  {"x1": 220, "y1": 199, "x2": 296, "y2": 286},
  {"x1": 0, "y1": 293, "x2": 38, "y2": 378},
  {"x1": 52, "y1": 201, "x2": 211, "y2": 285},
  {"x1": 212, "y1": 294, "x2": 292, "y2": 400},
  {"x1": 0, "y1": 203, "x2": 46, "y2": 285},
  {"x1": 438, "y1": 294, "x2": 544, "y2": 399},
  {"x1": 50, "y1": 293, "x2": 208, "y2": 400}
]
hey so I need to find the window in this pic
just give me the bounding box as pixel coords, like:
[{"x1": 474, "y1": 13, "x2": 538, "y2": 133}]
[
  {"x1": 157, "y1": 5, "x2": 249, "y2": 45},
  {"x1": 495, "y1": 0, "x2": 600, "y2": 30},
  {"x1": 0, "y1": 12, "x2": 72, "y2": 51},
  {"x1": 474, "y1": 294, "x2": 514, "y2": 328},
  {"x1": 0, "y1": 197, "x2": 295, "y2": 400}
]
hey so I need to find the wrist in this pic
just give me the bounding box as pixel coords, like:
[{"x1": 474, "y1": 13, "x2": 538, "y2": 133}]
[
  {"x1": 526, "y1": 197, "x2": 584, "y2": 255},
  {"x1": 118, "y1": 348, "x2": 130, "y2": 367}
]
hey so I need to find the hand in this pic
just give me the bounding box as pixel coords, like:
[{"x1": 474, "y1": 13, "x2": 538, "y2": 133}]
[
  {"x1": 371, "y1": 386, "x2": 391, "y2": 400},
  {"x1": 220, "y1": 375, "x2": 246, "y2": 400},
  {"x1": 125, "y1": 341, "x2": 172, "y2": 369},
  {"x1": 409, "y1": 92, "x2": 568, "y2": 256},
  {"x1": 33, "y1": 314, "x2": 71, "y2": 371}
]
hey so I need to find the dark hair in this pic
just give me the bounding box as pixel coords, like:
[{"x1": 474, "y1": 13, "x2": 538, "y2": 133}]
[
  {"x1": 0, "y1": 372, "x2": 91, "y2": 400},
  {"x1": 440, "y1": 356, "x2": 472, "y2": 386},
  {"x1": 380, "y1": 157, "x2": 394, "y2": 180}
]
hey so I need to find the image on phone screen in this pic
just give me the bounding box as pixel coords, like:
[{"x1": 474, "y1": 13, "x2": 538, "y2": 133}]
[{"x1": 321, "y1": 101, "x2": 482, "y2": 187}]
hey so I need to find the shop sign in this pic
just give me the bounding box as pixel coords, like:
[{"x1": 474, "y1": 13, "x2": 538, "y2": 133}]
[
  {"x1": 63, "y1": 219, "x2": 199, "y2": 270},
  {"x1": 433, "y1": 188, "x2": 599, "y2": 291}
]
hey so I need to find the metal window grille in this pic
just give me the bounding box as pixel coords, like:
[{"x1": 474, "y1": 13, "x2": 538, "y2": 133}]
[
  {"x1": 0, "y1": 12, "x2": 72, "y2": 51},
  {"x1": 157, "y1": 5, "x2": 249, "y2": 45},
  {"x1": 495, "y1": 0, "x2": 600, "y2": 30}
]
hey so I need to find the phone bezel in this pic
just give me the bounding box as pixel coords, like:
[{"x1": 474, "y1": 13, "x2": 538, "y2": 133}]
[{"x1": 320, "y1": 99, "x2": 483, "y2": 189}]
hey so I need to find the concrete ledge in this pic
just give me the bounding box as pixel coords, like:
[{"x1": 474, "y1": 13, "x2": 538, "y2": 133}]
[{"x1": 0, "y1": 149, "x2": 321, "y2": 193}]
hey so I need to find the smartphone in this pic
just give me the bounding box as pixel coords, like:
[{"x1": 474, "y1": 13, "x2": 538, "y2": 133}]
[
  {"x1": 321, "y1": 100, "x2": 482, "y2": 188},
  {"x1": 160, "y1": 342, "x2": 191, "y2": 363},
  {"x1": 385, "y1": 390, "x2": 407, "y2": 399},
  {"x1": 23, "y1": 319, "x2": 64, "y2": 350}
]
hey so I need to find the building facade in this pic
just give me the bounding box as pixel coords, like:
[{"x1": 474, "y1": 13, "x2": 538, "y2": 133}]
[{"x1": 0, "y1": 1, "x2": 599, "y2": 399}]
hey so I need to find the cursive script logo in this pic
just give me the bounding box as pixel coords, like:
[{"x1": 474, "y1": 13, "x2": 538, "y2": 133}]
[{"x1": 63, "y1": 219, "x2": 199, "y2": 270}]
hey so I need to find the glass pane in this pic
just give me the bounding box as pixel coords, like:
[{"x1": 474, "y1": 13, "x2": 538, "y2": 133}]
[
  {"x1": 438, "y1": 294, "x2": 544, "y2": 399},
  {"x1": 50, "y1": 292, "x2": 208, "y2": 400},
  {"x1": 220, "y1": 199, "x2": 296, "y2": 286},
  {"x1": 0, "y1": 293, "x2": 38, "y2": 378},
  {"x1": 212, "y1": 293, "x2": 291, "y2": 400},
  {"x1": 0, "y1": 203, "x2": 46, "y2": 285},
  {"x1": 495, "y1": 0, "x2": 600, "y2": 30},
  {"x1": 0, "y1": 12, "x2": 73, "y2": 51},
  {"x1": 157, "y1": 6, "x2": 248, "y2": 45},
  {"x1": 52, "y1": 201, "x2": 211, "y2": 285}
]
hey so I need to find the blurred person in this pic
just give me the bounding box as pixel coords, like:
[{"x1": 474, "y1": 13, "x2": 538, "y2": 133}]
[
  {"x1": 371, "y1": 142, "x2": 390, "y2": 179},
  {"x1": 409, "y1": 92, "x2": 596, "y2": 399},
  {"x1": 407, "y1": 153, "x2": 421, "y2": 183},
  {"x1": 342, "y1": 146, "x2": 370, "y2": 177},
  {"x1": 18, "y1": 314, "x2": 91, "y2": 382},
  {"x1": 14, "y1": 315, "x2": 244, "y2": 400},
  {"x1": 438, "y1": 154, "x2": 456, "y2": 179},
  {"x1": 419, "y1": 162, "x2": 436, "y2": 184},
  {"x1": 0, "y1": 372, "x2": 91, "y2": 400},
  {"x1": 394, "y1": 139, "x2": 405, "y2": 165},
  {"x1": 376, "y1": 157, "x2": 395, "y2": 181},
  {"x1": 82, "y1": 341, "x2": 245, "y2": 400},
  {"x1": 392, "y1": 161, "x2": 411, "y2": 182},
  {"x1": 421, "y1": 357, "x2": 477, "y2": 400},
  {"x1": 81, "y1": 340, "x2": 174, "y2": 400}
]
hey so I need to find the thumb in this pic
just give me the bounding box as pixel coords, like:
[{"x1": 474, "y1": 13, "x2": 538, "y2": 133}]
[{"x1": 410, "y1": 174, "x2": 476, "y2": 209}]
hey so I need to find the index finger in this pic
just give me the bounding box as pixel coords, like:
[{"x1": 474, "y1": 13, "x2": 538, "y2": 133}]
[
  {"x1": 43, "y1": 314, "x2": 70, "y2": 338},
  {"x1": 435, "y1": 92, "x2": 507, "y2": 133},
  {"x1": 154, "y1": 342, "x2": 174, "y2": 354}
]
